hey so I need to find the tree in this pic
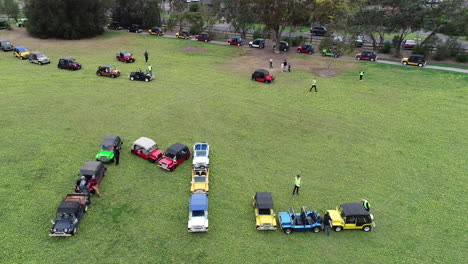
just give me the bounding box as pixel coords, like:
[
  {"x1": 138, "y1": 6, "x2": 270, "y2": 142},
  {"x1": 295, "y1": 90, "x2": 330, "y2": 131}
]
[
  {"x1": 215, "y1": 0, "x2": 258, "y2": 38},
  {"x1": 25, "y1": 0, "x2": 110, "y2": 39},
  {"x1": 110, "y1": 0, "x2": 162, "y2": 29},
  {"x1": 253, "y1": 0, "x2": 291, "y2": 53},
  {"x1": 1, "y1": 0, "x2": 20, "y2": 23},
  {"x1": 352, "y1": 0, "x2": 389, "y2": 50}
]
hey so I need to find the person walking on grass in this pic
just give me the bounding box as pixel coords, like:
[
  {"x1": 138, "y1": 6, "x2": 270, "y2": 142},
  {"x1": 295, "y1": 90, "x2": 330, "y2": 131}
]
[
  {"x1": 323, "y1": 212, "x2": 332, "y2": 236},
  {"x1": 359, "y1": 70, "x2": 365, "y2": 81},
  {"x1": 292, "y1": 175, "x2": 301, "y2": 195},
  {"x1": 281, "y1": 62, "x2": 285, "y2": 72},
  {"x1": 144, "y1": 50, "x2": 149, "y2": 63},
  {"x1": 310, "y1": 79, "x2": 317, "y2": 92},
  {"x1": 269, "y1": 58, "x2": 273, "y2": 69},
  {"x1": 288, "y1": 64, "x2": 291, "y2": 72}
]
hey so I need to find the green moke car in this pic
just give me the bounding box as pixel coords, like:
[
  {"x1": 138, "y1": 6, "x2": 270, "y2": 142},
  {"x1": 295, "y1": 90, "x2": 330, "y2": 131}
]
[
  {"x1": 321, "y1": 49, "x2": 340, "y2": 58},
  {"x1": 95, "y1": 135, "x2": 123, "y2": 163}
]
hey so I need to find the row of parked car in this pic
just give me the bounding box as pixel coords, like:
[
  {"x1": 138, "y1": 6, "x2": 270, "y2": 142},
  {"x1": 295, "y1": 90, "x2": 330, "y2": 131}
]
[
  {"x1": 253, "y1": 192, "x2": 375, "y2": 234},
  {"x1": 188, "y1": 143, "x2": 210, "y2": 232}
]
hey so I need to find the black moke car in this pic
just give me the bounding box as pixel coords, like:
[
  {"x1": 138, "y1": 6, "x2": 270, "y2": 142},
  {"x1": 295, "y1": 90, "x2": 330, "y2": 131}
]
[
  {"x1": 273, "y1": 41, "x2": 290, "y2": 52},
  {"x1": 74, "y1": 161, "x2": 107, "y2": 194},
  {"x1": 128, "y1": 24, "x2": 143, "y2": 33},
  {"x1": 49, "y1": 193, "x2": 90, "y2": 237},
  {"x1": 108, "y1": 21, "x2": 123, "y2": 30},
  {"x1": 129, "y1": 70, "x2": 154, "y2": 82}
]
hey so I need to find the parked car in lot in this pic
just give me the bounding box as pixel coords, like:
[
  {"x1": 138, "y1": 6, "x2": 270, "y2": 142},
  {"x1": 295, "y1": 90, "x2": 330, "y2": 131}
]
[
  {"x1": 354, "y1": 35, "x2": 365, "y2": 47},
  {"x1": 195, "y1": 32, "x2": 212, "y2": 42},
  {"x1": 188, "y1": 193, "x2": 209, "y2": 232},
  {"x1": 251, "y1": 69, "x2": 275, "y2": 84},
  {"x1": 249, "y1": 38, "x2": 265, "y2": 48},
  {"x1": 227, "y1": 36, "x2": 244, "y2": 46},
  {"x1": 49, "y1": 193, "x2": 90, "y2": 237},
  {"x1": 58, "y1": 57, "x2": 81, "y2": 70},
  {"x1": 355, "y1": 50, "x2": 377, "y2": 61},
  {"x1": 128, "y1": 24, "x2": 143, "y2": 33},
  {"x1": 17, "y1": 18, "x2": 27, "y2": 27},
  {"x1": 0, "y1": 40, "x2": 13, "y2": 51},
  {"x1": 96, "y1": 65, "x2": 121, "y2": 78},
  {"x1": 108, "y1": 21, "x2": 123, "y2": 30},
  {"x1": 310, "y1": 26, "x2": 327, "y2": 36},
  {"x1": 253, "y1": 192, "x2": 277, "y2": 231},
  {"x1": 321, "y1": 49, "x2": 340, "y2": 58},
  {"x1": 401, "y1": 54, "x2": 426, "y2": 67},
  {"x1": 297, "y1": 44, "x2": 315, "y2": 54},
  {"x1": 131, "y1": 137, "x2": 164, "y2": 163},
  {"x1": 176, "y1": 31, "x2": 190, "y2": 39},
  {"x1": 327, "y1": 203, "x2": 375, "y2": 232},
  {"x1": 13, "y1": 46, "x2": 30, "y2": 60},
  {"x1": 148, "y1": 27, "x2": 164, "y2": 36},
  {"x1": 116, "y1": 51, "x2": 135, "y2": 63},
  {"x1": 28, "y1": 51, "x2": 50, "y2": 65},
  {"x1": 95, "y1": 135, "x2": 123, "y2": 163},
  {"x1": 193, "y1": 142, "x2": 209, "y2": 168},
  {"x1": 279, "y1": 207, "x2": 322, "y2": 234},
  {"x1": 402, "y1": 40, "x2": 416, "y2": 49},
  {"x1": 0, "y1": 20, "x2": 9, "y2": 30},
  {"x1": 74, "y1": 161, "x2": 107, "y2": 195},
  {"x1": 273, "y1": 41, "x2": 290, "y2": 52},
  {"x1": 191, "y1": 166, "x2": 209, "y2": 194},
  {"x1": 129, "y1": 69, "x2": 154, "y2": 82},
  {"x1": 158, "y1": 143, "x2": 191, "y2": 171}
]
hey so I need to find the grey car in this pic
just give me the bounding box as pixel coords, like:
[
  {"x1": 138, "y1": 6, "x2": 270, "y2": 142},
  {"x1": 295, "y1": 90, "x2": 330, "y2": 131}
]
[
  {"x1": 29, "y1": 51, "x2": 50, "y2": 65},
  {"x1": 0, "y1": 40, "x2": 13, "y2": 51}
]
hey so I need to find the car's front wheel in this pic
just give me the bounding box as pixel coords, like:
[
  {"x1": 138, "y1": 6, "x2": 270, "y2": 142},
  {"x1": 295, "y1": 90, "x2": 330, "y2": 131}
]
[
  {"x1": 312, "y1": 227, "x2": 321, "y2": 233},
  {"x1": 356, "y1": 57, "x2": 360, "y2": 60},
  {"x1": 334, "y1": 226, "x2": 343, "y2": 232},
  {"x1": 71, "y1": 227, "x2": 77, "y2": 236},
  {"x1": 131, "y1": 149, "x2": 136, "y2": 155},
  {"x1": 148, "y1": 158, "x2": 155, "y2": 163},
  {"x1": 145, "y1": 78, "x2": 149, "y2": 82},
  {"x1": 38, "y1": 61, "x2": 43, "y2": 65},
  {"x1": 370, "y1": 58, "x2": 375, "y2": 62},
  {"x1": 309, "y1": 51, "x2": 312, "y2": 55},
  {"x1": 111, "y1": 75, "x2": 116, "y2": 78},
  {"x1": 97, "y1": 72, "x2": 101, "y2": 76},
  {"x1": 322, "y1": 53, "x2": 325, "y2": 57},
  {"x1": 418, "y1": 63, "x2": 423, "y2": 67},
  {"x1": 363, "y1": 226, "x2": 372, "y2": 232},
  {"x1": 403, "y1": 61, "x2": 408, "y2": 65},
  {"x1": 297, "y1": 49, "x2": 300, "y2": 53},
  {"x1": 130, "y1": 76, "x2": 135, "y2": 81},
  {"x1": 334, "y1": 54, "x2": 339, "y2": 58},
  {"x1": 284, "y1": 228, "x2": 292, "y2": 234}
]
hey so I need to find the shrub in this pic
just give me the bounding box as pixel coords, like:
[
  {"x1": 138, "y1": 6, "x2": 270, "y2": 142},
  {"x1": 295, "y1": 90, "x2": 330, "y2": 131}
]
[
  {"x1": 412, "y1": 45, "x2": 429, "y2": 55},
  {"x1": 455, "y1": 52, "x2": 468, "y2": 63},
  {"x1": 318, "y1": 34, "x2": 333, "y2": 51},
  {"x1": 433, "y1": 45, "x2": 450, "y2": 61},
  {"x1": 252, "y1": 31, "x2": 263, "y2": 39},
  {"x1": 380, "y1": 41, "x2": 392, "y2": 54}
]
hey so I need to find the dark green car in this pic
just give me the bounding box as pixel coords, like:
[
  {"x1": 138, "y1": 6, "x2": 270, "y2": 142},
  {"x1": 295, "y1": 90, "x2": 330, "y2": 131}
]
[
  {"x1": 0, "y1": 40, "x2": 13, "y2": 51},
  {"x1": 95, "y1": 135, "x2": 123, "y2": 163}
]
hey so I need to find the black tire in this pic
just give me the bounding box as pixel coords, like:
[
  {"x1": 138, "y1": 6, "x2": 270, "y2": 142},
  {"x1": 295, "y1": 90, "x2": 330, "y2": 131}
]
[
  {"x1": 148, "y1": 158, "x2": 155, "y2": 163},
  {"x1": 71, "y1": 227, "x2": 77, "y2": 236},
  {"x1": 312, "y1": 226, "x2": 321, "y2": 233},
  {"x1": 418, "y1": 63, "x2": 423, "y2": 67},
  {"x1": 283, "y1": 48, "x2": 287, "y2": 52},
  {"x1": 403, "y1": 61, "x2": 408, "y2": 65},
  {"x1": 297, "y1": 49, "x2": 300, "y2": 53},
  {"x1": 145, "y1": 78, "x2": 149, "y2": 82},
  {"x1": 334, "y1": 226, "x2": 343, "y2": 232},
  {"x1": 205, "y1": 40, "x2": 208, "y2": 42},
  {"x1": 111, "y1": 75, "x2": 116, "y2": 78},
  {"x1": 97, "y1": 72, "x2": 101, "y2": 76},
  {"x1": 370, "y1": 58, "x2": 375, "y2": 62},
  {"x1": 334, "y1": 54, "x2": 338, "y2": 58},
  {"x1": 356, "y1": 57, "x2": 360, "y2": 60},
  {"x1": 313, "y1": 32, "x2": 317, "y2": 36},
  {"x1": 363, "y1": 226, "x2": 372, "y2": 232},
  {"x1": 131, "y1": 149, "x2": 136, "y2": 155},
  {"x1": 284, "y1": 228, "x2": 292, "y2": 234},
  {"x1": 130, "y1": 76, "x2": 135, "y2": 81},
  {"x1": 322, "y1": 53, "x2": 325, "y2": 57},
  {"x1": 38, "y1": 61, "x2": 43, "y2": 65},
  {"x1": 260, "y1": 45, "x2": 264, "y2": 49}
]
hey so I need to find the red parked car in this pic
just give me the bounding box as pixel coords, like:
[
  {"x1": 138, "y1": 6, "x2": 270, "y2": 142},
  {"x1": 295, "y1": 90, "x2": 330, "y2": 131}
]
[
  {"x1": 195, "y1": 32, "x2": 212, "y2": 42},
  {"x1": 355, "y1": 50, "x2": 377, "y2": 61},
  {"x1": 227, "y1": 36, "x2": 244, "y2": 46},
  {"x1": 131, "y1": 137, "x2": 164, "y2": 163},
  {"x1": 116, "y1": 51, "x2": 135, "y2": 63},
  {"x1": 58, "y1": 57, "x2": 81, "y2": 70},
  {"x1": 402, "y1": 40, "x2": 416, "y2": 50},
  {"x1": 158, "y1": 143, "x2": 191, "y2": 171},
  {"x1": 297, "y1": 44, "x2": 315, "y2": 54},
  {"x1": 251, "y1": 69, "x2": 275, "y2": 84}
]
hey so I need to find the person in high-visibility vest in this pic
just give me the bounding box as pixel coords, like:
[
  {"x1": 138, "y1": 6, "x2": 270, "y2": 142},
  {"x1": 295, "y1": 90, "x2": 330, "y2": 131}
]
[
  {"x1": 148, "y1": 64, "x2": 153, "y2": 75},
  {"x1": 361, "y1": 199, "x2": 371, "y2": 212},
  {"x1": 292, "y1": 175, "x2": 301, "y2": 195},
  {"x1": 310, "y1": 79, "x2": 317, "y2": 92},
  {"x1": 359, "y1": 70, "x2": 365, "y2": 80}
]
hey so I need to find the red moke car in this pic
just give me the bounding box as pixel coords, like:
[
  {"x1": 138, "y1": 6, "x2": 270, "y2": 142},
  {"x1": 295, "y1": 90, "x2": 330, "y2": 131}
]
[
  {"x1": 251, "y1": 69, "x2": 275, "y2": 84},
  {"x1": 355, "y1": 50, "x2": 377, "y2": 61},
  {"x1": 131, "y1": 137, "x2": 164, "y2": 163},
  {"x1": 227, "y1": 36, "x2": 244, "y2": 46},
  {"x1": 297, "y1": 44, "x2": 315, "y2": 54},
  {"x1": 158, "y1": 143, "x2": 191, "y2": 171},
  {"x1": 195, "y1": 32, "x2": 212, "y2": 42},
  {"x1": 116, "y1": 51, "x2": 135, "y2": 63}
]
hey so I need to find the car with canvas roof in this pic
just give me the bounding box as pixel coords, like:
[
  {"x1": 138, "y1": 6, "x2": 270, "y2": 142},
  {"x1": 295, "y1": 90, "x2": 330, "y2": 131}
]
[
  {"x1": 128, "y1": 24, "x2": 143, "y2": 33},
  {"x1": 249, "y1": 38, "x2": 265, "y2": 49},
  {"x1": 58, "y1": 57, "x2": 81, "y2": 70},
  {"x1": 129, "y1": 69, "x2": 154, "y2": 82},
  {"x1": 176, "y1": 31, "x2": 190, "y2": 39},
  {"x1": 28, "y1": 51, "x2": 50, "y2": 65},
  {"x1": 148, "y1": 27, "x2": 164, "y2": 36},
  {"x1": 0, "y1": 40, "x2": 13, "y2": 51},
  {"x1": 74, "y1": 161, "x2": 107, "y2": 195},
  {"x1": 253, "y1": 192, "x2": 277, "y2": 230},
  {"x1": 158, "y1": 143, "x2": 191, "y2": 171},
  {"x1": 49, "y1": 193, "x2": 90, "y2": 237},
  {"x1": 195, "y1": 32, "x2": 212, "y2": 42},
  {"x1": 327, "y1": 203, "x2": 375, "y2": 232},
  {"x1": 251, "y1": 69, "x2": 275, "y2": 84},
  {"x1": 188, "y1": 193, "x2": 209, "y2": 232},
  {"x1": 95, "y1": 135, "x2": 123, "y2": 163},
  {"x1": 130, "y1": 137, "x2": 164, "y2": 163},
  {"x1": 193, "y1": 142, "x2": 209, "y2": 168},
  {"x1": 297, "y1": 44, "x2": 315, "y2": 54},
  {"x1": 13, "y1": 46, "x2": 30, "y2": 60},
  {"x1": 116, "y1": 51, "x2": 135, "y2": 63},
  {"x1": 273, "y1": 41, "x2": 290, "y2": 52},
  {"x1": 401, "y1": 54, "x2": 426, "y2": 67},
  {"x1": 227, "y1": 36, "x2": 244, "y2": 46},
  {"x1": 355, "y1": 50, "x2": 377, "y2": 61}
]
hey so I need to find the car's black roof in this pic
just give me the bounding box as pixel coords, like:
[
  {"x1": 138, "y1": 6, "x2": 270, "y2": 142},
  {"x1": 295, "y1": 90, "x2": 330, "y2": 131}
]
[
  {"x1": 101, "y1": 135, "x2": 120, "y2": 146},
  {"x1": 152, "y1": 27, "x2": 161, "y2": 30},
  {"x1": 341, "y1": 203, "x2": 370, "y2": 217},
  {"x1": 57, "y1": 201, "x2": 80, "y2": 214},
  {"x1": 280, "y1": 41, "x2": 289, "y2": 45},
  {"x1": 30, "y1": 51, "x2": 44, "y2": 55},
  {"x1": 255, "y1": 192, "x2": 273, "y2": 209},
  {"x1": 80, "y1": 161, "x2": 103, "y2": 175},
  {"x1": 61, "y1": 57, "x2": 75, "y2": 61},
  {"x1": 410, "y1": 54, "x2": 425, "y2": 58},
  {"x1": 254, "y1": 69, "x2": 269, "y2": 75},
  {"x1": 166, "y1": 143, "x2": 189, "y2": 155}
]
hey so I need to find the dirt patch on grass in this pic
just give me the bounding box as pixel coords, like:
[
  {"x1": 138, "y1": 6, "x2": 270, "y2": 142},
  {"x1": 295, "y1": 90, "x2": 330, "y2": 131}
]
[{"x1": 181, "y1": 46, "x2": 207, "y2": 53}]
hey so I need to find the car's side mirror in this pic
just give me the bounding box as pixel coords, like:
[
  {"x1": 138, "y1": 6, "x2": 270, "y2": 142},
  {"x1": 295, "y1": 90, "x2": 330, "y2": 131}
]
[
  {"x1": 73, "y1": 219, "x2": 78, "y2": 224},
  {"x1": 50, "y1": 219, "x2": 55, "y2": 225}
]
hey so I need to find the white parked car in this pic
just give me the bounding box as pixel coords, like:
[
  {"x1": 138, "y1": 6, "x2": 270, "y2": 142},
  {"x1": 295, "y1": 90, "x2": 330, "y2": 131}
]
[
  {"x1": 193, "y1": 142, "x2": 209, "y2": 168},
  {"x1": 188, "y1": 193, "x2": 209, "y2": 232}
]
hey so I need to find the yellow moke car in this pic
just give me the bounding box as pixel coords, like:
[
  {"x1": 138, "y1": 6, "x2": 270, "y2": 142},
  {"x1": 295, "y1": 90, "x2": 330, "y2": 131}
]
[
  {"x1": 401, "y1": 54, "x2": 426, "y2": 67},
  {"x1": 327, "y1": 203, "x2": 375, "y2": 232},
  {"x1": 191, "y1": 166, "x2": 209, "y2": 193},
  {"x1": 253, "y1": 192, "x2": 277, "y2": 231},
  {"x1": 176, "y1": 31, "x2": 190, "y2": 39},
  {"x1": 13, "y1": 46, "x2": 30, "y2": 60}
]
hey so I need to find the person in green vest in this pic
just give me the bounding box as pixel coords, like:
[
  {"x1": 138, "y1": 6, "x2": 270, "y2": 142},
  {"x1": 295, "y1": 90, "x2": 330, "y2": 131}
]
[
  {"x1": 148, "y1": 64, "x2": 153, "y2": 75},
  {"x1": 310, "y1": 79, "x2": 317, "y2": 92},
  {"x1": 292, "y1": 175, "x2": 301, "y2": 195},
  {"x1": 361, "y1": 199, "x2": 371, "y2": 212},
  {"x1": 359, "y1": 70, "x2": 365, "y2": 80}
]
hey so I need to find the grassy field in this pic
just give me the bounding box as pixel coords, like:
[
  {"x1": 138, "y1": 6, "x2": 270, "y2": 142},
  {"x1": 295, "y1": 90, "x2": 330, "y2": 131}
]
[{"x1": 0, "y1": 29, "x2": 467, "y2": 264}]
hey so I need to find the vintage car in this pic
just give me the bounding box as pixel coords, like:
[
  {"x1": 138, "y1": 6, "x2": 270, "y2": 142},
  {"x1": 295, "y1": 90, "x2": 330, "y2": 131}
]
[
  {"x1": 74, "y1": 161, "x2": 107, "y2": 195},
  {"x1": 188, "y1": 193, "x2": 209, "y2": 232},
  {"x1": 249, "y1": 38, "x2": 265, "y2": 49},
  {"x1": 17, "y1": 18, "x2": 27, "y2": 27},
  {"x1": 227, "y1": 36, "x2": 244, "y2": 46},
  {"x1": 191, "y1": 166, "x2": 209, "y2": 194},
  {"x1": 13, "y1": 46, "x2": 30, "y2": 60},
  {"x1": 279, "y1": 207, "x2": 322, "y2": 234},
  {"x1": 0, "y1": 40, "x2": 13, "y2": 51},
  {"x1": 148, "y1": 27, "x2": 164, "y2": 36},
  {"x1": 355, "y1": 50, "x2": 377, "y2": 61},
  {"x1": 157, "y1": 143, "x2": 191, "y2": 171},
  {"x1": 128, "y1": 24, "x2": 143, "y2": 33},
  {"x1": 131, "y1": 137, "x2": 164, "y2": 163},
  {"x1": 116, "y1": 51, "x2": 135, "y2": 63},
  {"x1": 108, "y1": 21, "x2": 123, "y2": 30},
  {"x1": 321, "y1": 49, "x2": 340, "y2": 58},
  {"x1": 195, "y1": 32, "x2": 211, "y2": 42},
  {"x1": 129, "y1": 69, "x2": 154, "y2": 82},
  {"x1": 354, "y1": 35, "x2": 365, "y2": 47},
  {"x1": 49, "y1": 193, "x2": 90, "y2": 237},
  {"x1": 402, "y1": 39, "x2": 416, "y2": 50},
  {"x1": 176, "y1": 31, "x2": 190, "y2": 39},
  {"x1": 273, "y1": 41, "x2": 290, "y2": 52},
  {"x1": 310, "y1": 26, "x2": 327, "y2": 36},
  {"x1": 58, "y1": 57, "x2": 81, "y2": 70},
  {"x1": 96, "y1": 65, "x2": 121, "y2": 78},
  {"x1": 95, "y1": 135, "x2": 123, "y2": 163},
  {"x1": 0, "y1": 20, "x2": 9, "y2": 30},
  {"x1": 28, "y1": 51, "x2": 50, "y2": 65},
  {"x1": 296, "y1": 44, "x2": 315, "y2": 54},
  {"x1": 193, "y1": 142, "x2": 209, "y2": 168},
  {"x1": 401, "y1": 54, "x2": 426, "y2": 67},
  {"x1": 253, "y1": 192, "x2": 277, "y2": 230},
  {"x1": 328, "y1": 203, "x2": 375, "y2": 232},
  {"x1": 251, "y1": 69, "x2": 275, "y2": 84}
]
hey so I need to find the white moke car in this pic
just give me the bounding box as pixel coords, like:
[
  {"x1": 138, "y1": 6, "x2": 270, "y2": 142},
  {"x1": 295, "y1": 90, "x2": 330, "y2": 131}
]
[
  {"x1": 193, "y1": 142, "x2": 209, "y2": 168},
  {"x1": 188, "y1": 193, "x2": 209, "y2": 232}
]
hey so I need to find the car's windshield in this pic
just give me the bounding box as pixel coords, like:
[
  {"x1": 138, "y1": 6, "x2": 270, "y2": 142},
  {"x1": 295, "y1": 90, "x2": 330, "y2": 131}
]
[
  {"x1": 194, "y1": 176, "x2": 207, "y2": 183},
  {"x1": 406, "y1": 40, "x2": 416, "y2": 44},
  {"x1": 101, "y1": 145, "x2": 114, "y2": 151},
  {"x1": 5, "y1": 41, "x2": 11, "y2": 45},
  {"x1": 195, "y1": 150, "x2": 207, "y2": 157},
  {"x1": 122, "y1": 52, "x2": 131, "y2": 57},
  {"x1": 58, "y1": 213, "x2": 74, "y2": 220},
  {"x1": 68, "y1": 58, "x2": 76, "y2": 63},
  {"x1": 36, "y1": 54, "x2": 46, "y2": 59},
  {"x1": 258, "y1": 209, "x2": 271, "y2": 215},
  {"x1": 191, "y1": 210, "x2": 205, "y2": 217}
]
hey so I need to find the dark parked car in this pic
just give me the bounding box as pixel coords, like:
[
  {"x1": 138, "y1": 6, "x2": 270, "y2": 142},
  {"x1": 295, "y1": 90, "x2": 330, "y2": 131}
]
[
  {"x1": 74, "y1": 161, "x2": 107, "y2": 195},
  {"x1": 310, "y1": 26, "x2": 327, "y2": 36},
  {"x1": 108, "y1": 21, "x2": 123, "y2": 30},
  {"x1": 129, "y1": 69, "x2": 154, "y2": 82},
  {"x1": 355, "y1": 50, "x2": 377, "y2": 61},
  {"x1": 49, "y1": 193, "x2": 90, "y2": 237},
  {"x1": 401, "y1": 54, "x2": 426, "y2": 67},
  {"x1": 128, "y1": 24, "x2": 143, "y2": 33},
  {"x1": 251, "y1": 69, "x2": 275, "y2": 84},
  {"x1": 29, "y1": 51, "x2": 50, "y2": 65},
  {"x1": 0, "y1": 20, "x2": 9, "y2": 30},
  {"x1": 0, "y1": 40, "x2": 13, "y2": 51},
  {"x1": 148, "y1": 27, "x2": 164, "y2": 36},
  {"x1": 58, "y1": 57, "x2": 81, "y2": 70},
  {"x1": 195, "y1": 32, "x2": 212, "y2": 42},
  {"x1": 402, "y1": 40, "x2": 416, "y2": 50},
  {"x1": 273, "y1": 41, "x2": 290, "y2": 52},
  {"x1": 157, "y1": 143, "x2": 191, "y2": 171}
]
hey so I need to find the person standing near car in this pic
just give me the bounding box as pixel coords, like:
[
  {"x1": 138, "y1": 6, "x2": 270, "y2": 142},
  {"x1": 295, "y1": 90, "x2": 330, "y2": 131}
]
[
  {"x1": 144, "y1": 50, "x2": 149, "y2": 63},
  {"x1": 87, "y1": 175, "x2": 101, "y2": 197},
  {"x1": 288, "y1": 64, "x2": 291, "y2": 72},
  {"x1": 281, "y1": 62, "x2": 285, "y2": 72},
  {"x1": 359, "y1": 70, "x2": 365, "y2": 81},
  {"x1": 269, "y1": 58, "x2": 273, "y2": 69},
  {"x1": 148, "y1": 64, "x2": 153, "y2": 75},
  {"x1": 77, "y1": 176, "x2": 90, "y2": 194},
  {"x1": 361, "y1": 199, "x2": 371, "y2": 212},
  {"x1": 323, "y1": 212, "x2": 332, "y2": 236},
  {"x1": 292, "y1": 175, "x2": 301, "y2": 195},
  {"x1": 310, "y1": 79, "x2": 317, "y2": 92},
  {"x1": 113, "y1": 143, "x2": 120, "y2": 166}
]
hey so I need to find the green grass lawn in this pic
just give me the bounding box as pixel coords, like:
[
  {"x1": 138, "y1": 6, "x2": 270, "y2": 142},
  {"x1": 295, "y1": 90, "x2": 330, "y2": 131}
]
[{"x1": 0, "y1": 30, "x2": 467, "y2": 263}]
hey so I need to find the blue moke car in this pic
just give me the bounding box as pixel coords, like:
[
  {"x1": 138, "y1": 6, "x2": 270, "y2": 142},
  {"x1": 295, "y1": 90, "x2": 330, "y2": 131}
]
[
  {"x1": 188, "y1": 193, "x2": 209, "y2": 232},
  {"x1": 279, "y1": 206, "x2": 322, "y2": 234}
]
